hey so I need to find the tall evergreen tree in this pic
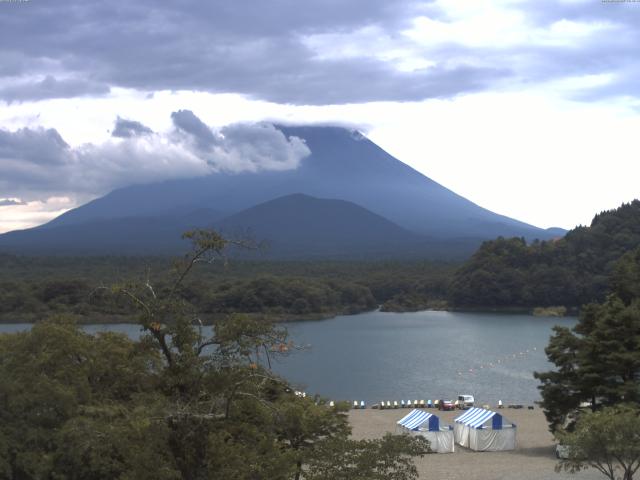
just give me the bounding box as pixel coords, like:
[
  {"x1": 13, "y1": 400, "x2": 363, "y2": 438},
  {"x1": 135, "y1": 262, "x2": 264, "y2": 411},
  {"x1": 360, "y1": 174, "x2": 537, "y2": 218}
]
[{"x1": 535, "y1": 246, "x2": 640, "y2": 432}]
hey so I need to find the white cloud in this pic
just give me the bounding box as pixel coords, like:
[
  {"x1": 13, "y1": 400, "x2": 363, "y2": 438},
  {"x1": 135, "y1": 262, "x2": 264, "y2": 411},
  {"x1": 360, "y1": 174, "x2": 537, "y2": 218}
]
[
  {"x1": 0, "y1": 197, "x2": 74, "y2": 233},
  {"x1": 0, "y1": 112, "x2": 310, "y2": 205}
]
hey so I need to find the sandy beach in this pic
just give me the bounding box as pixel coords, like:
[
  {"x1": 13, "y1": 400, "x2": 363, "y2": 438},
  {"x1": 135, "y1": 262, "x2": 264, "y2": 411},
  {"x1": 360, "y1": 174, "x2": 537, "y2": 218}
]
[{"x1": 349, "y1": 407, "x2": 604, "y2": 480}]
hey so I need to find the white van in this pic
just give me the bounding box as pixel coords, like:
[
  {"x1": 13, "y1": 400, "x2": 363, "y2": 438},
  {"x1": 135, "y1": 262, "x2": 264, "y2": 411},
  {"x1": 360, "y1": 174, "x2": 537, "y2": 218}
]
[{"x1": 457, "y1": 394, "x2": 475, "y2": 409}]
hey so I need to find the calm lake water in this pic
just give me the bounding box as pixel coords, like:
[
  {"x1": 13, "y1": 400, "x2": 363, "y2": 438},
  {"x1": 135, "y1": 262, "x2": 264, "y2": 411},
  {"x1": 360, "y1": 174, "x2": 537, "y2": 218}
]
[{"x1": 0, "y1": 310, "x2": 575, "y2": 405}]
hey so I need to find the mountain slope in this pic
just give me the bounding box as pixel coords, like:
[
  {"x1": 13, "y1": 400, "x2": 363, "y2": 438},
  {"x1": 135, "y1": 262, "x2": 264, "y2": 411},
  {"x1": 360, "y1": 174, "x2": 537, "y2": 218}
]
[
  {"x1": 0, "y1": 209, "x2": 223, "y2": 255},
  {"x1": 0, "y1": 194, "x2": 480, "y2": 258},
  {"x1": 41, "y1": 126, "x2": 561, "y2": 239},
  {"x1": 216, "y1": 193, "x2": 476, "y2": 259},
  {"x1": 0, "y1": 125, "x2": 565, "y2": 257}
]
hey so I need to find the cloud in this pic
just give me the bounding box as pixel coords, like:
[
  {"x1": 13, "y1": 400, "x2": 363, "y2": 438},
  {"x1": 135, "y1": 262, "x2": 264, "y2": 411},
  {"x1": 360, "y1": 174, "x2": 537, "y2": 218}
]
[
  {"x1": 0, "y1": 1, "x2": 638, "y2": 105},
  {"x1": 171, "y1": 109, "x2": 216, "y2": 148},
  {"x1": 170, "y1": 109, "x2": 311, "y2": 171},
  {"x1": 0, "y1": 126, "x2": 69, "y2": 164},
  {"x1": 212, "y1": 122, "x2": 311, "y2": 172},
  {"x1": 0, "y1": 197, "x2": 74, "y2": 234},
  {"x1": 0, "y1": 198, "x2": 26, "y2": 206},
  {"x1": 112, "y1": 116, "x2": 153, "y2": 138},
  {"x1": 0, "y1": 0, "x2": 514, "y2": 105},
  {"x1": 0, "y1": 75, "x2": 110, "y2": 103},
  {"x1": 0, "y1": 112, "x2": 310, "y2": 202}
]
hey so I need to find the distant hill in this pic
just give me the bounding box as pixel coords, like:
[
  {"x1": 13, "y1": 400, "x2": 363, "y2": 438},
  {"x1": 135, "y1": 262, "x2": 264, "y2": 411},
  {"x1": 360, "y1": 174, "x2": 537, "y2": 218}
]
[
  {"x1": 449, "y1": 200, "x2": 640, "y2": 308},
  {"x1": 216, "y1": 194, "x2": 480, "y2": 259},
  {"x1": 0, "y1": 125, "x2": 564, "y2": 257}
]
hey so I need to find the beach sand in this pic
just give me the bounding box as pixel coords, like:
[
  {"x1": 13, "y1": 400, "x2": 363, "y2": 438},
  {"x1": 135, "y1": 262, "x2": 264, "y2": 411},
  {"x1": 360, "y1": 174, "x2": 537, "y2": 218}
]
[{"x1": 348, "y1": 408, "x2": 603, "y2": 480}]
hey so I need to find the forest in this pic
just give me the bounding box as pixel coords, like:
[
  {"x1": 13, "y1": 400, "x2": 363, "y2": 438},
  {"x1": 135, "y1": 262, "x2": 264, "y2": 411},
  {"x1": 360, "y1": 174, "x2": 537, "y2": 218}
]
[
  {"x1": 0, "y1": 255, "x2": 454, "y2": 323},
  {"x1": 1, "y1": 201, "x2": 639, "y2": 323},
  {"x1": 449, "y1": 200, "x2": 640, "y2": 309}
]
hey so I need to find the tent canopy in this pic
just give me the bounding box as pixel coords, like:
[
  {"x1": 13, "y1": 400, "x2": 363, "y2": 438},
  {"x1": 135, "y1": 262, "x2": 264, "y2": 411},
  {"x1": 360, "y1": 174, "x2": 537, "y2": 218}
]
[
  {"x1": 455, "y1": 407, "x2": 508, "y2": 430},
  {"x1": 397, "y1": 409, "x2": 440, "y2": 432}
]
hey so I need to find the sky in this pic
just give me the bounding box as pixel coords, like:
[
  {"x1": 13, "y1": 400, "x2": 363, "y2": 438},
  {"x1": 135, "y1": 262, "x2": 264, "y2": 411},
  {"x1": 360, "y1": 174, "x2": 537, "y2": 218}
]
[{"x1": 0, "y1": 0, "x2": 639, "y2": 233}]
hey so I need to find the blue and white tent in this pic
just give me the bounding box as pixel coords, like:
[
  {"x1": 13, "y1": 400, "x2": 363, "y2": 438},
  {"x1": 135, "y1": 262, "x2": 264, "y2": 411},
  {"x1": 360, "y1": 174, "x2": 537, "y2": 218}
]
[
  {"x1": 454, "y1": 407, "x2": 516, "y2": 451},
  {"x1": 397, "y1": 409, "x2": 454, "y2": 453}
]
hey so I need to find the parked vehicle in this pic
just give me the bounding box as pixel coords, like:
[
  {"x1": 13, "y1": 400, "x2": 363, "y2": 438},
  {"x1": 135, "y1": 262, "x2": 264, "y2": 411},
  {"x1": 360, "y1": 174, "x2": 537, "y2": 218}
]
[
  {"x1": 438, "y1": 399, "x2": 456, "y2": 411},
  {"x1": 457, "y1": 394, "x2": 475, "y2": 409}
]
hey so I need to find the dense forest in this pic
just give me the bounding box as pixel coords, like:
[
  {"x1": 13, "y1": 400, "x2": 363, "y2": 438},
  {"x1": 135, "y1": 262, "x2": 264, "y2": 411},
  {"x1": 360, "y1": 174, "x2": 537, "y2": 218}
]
[
  {"x1": 0, "y1": 255, "x2": 454, "y2": 323},
  {"x1": 449, "y1": 201, "x2": 640, "y2": 309},
  {"x1": 2, "y1": 201, "x2": 640, "y2": 322}
]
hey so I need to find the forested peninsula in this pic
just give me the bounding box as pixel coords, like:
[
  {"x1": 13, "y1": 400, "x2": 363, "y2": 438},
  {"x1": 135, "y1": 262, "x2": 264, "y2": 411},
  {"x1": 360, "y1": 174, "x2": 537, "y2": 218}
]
[{"x1": 449, "y1": 200, "x2": 640, "y2": 310}]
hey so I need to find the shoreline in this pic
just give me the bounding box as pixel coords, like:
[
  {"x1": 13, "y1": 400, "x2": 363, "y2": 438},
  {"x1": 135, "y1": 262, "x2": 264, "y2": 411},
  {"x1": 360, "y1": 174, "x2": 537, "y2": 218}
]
[{"x1": 0, "y1": 305, "x2": 577, "y2": 325}]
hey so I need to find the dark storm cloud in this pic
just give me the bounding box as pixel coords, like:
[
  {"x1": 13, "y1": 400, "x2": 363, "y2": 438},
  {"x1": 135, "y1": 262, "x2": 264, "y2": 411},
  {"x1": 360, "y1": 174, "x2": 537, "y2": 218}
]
[
  {"x1": 0, "y1": 0, "x2": 507, "y2": 104},
  {"x1": 0, "y1": 126, "x2": 69, "y2": 165},
  {"x1": 112, "y1": 117, "x2": 153, "y2": 138},
  {"x1": 0, "y1": 0, "x2": 635, "y2": 104},
  {"x1": 0, "y1": 113, "x2": 310, "y2": 201}
]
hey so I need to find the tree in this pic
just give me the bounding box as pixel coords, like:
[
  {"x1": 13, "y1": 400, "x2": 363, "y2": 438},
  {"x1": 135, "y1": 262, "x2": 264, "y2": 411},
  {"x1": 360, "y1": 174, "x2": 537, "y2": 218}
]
[
  {"x1": 304, "y1": 434, "x2": 428, "y2": 480},
  {"x1": 557, "y1": 406, "x2": 640, "y2": 480},
  {"x1": 535, "y1": 295, "x2": 640, "y2": 431},
  {"x1": 535, "y1": 244, "x2": 640, "y2": 432},
  {"x1": 0, "y1": 229, "x2": 427, "y2": 479}
]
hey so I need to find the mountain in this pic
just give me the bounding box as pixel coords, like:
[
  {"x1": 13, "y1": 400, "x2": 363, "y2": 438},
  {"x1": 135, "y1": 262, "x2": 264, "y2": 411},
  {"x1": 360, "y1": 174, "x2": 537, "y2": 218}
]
[
  {"x1": 0, "y1": 125, "x2": 564, "y2": 257},
  {"x1": 0, "y1": 194, "x2": 479, "y2": 258}
]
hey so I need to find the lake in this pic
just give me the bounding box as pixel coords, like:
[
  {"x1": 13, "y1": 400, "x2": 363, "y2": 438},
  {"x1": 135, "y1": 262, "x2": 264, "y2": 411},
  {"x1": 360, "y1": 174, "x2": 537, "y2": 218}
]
[{"x1": 0, "y1": 310, "x2": 575, "y2": 405}]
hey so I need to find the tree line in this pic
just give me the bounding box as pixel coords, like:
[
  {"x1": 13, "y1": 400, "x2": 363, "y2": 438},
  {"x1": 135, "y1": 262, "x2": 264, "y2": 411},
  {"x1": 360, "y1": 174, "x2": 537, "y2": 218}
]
[{"x1": 0, "y1": 256, "x2": 454, "y2": 323}]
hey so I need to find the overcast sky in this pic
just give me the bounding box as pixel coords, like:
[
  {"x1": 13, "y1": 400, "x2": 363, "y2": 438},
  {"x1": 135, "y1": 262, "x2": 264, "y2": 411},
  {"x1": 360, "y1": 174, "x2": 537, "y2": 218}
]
[{"x1": 0, "y1": 0, "x2": 638, "y2": 233}]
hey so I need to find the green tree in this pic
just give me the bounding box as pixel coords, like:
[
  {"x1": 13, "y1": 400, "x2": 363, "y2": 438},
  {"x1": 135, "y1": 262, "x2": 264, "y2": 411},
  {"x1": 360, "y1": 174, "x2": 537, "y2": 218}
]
[
  {"x1": 535, "y1": 295, "x2": 640, "y2": 431},
  {"x1": 304, "y1": 434, "x2": 428, "y2": 480},
  {"x1": 0, "y1": 230, "x2": 426, "y2": 479},
  {"x1": 557, "y1": 406, "x2": 640, "y2": 480}
]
